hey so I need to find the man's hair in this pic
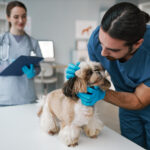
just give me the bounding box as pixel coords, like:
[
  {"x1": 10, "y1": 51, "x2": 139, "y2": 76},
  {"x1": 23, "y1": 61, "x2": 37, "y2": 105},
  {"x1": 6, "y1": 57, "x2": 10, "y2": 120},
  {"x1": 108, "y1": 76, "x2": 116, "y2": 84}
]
[{"x1": 101, "y1": 2, "x2": 150, "y2": 46}]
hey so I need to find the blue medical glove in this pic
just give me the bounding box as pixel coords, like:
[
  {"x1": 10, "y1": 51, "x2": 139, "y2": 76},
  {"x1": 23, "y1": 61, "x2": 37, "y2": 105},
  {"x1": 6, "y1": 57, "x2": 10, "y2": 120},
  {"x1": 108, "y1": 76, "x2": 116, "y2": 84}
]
[
  {"x1": 22, "y1": 64, "x2": 36, "y2": 79},
  {"x1": 65, "y1": 62, "x2": 80, "y2": 79},
  {"x1": 77, "y1": 86, "x2": 106, "y2": 106}
]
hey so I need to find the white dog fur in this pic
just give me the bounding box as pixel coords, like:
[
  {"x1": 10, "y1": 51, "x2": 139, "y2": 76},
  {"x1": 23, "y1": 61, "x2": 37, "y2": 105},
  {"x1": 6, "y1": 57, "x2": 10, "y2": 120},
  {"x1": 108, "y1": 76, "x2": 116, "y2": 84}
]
[{"x1": 37, "y1": 61, "x2": 110, "y2": 147}]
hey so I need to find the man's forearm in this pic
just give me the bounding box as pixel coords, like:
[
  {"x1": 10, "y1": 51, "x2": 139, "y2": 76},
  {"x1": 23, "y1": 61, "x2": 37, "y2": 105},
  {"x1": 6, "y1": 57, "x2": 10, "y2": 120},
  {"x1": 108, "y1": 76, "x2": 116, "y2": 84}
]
[{"x1": 103, "y1": 89, "x2": 145, "y2": 110}]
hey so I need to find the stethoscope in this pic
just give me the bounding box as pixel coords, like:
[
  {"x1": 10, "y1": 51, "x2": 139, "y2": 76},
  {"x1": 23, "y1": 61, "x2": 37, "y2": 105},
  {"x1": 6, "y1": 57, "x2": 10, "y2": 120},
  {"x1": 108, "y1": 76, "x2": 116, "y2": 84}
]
[
  {"x1": 0, "y1": 32, "x2": 10, "y2": 61},
  {"x1": 0, "y1": 32, "x2": 34, "y2": 62}
]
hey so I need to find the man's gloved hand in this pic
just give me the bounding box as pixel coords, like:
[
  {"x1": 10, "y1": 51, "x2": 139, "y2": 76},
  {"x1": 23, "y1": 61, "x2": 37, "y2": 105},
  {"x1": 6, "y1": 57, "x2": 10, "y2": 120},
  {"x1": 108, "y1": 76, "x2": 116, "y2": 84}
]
[
  {"x1": 22, "y1": 64, "x2": 36, "y2": 79},
  {"x1": 77, "y1": 86, "x2": 106, "y2": 106},
  {"x1": 65, "y1": 62, "x2": 80, "y2": 79}
]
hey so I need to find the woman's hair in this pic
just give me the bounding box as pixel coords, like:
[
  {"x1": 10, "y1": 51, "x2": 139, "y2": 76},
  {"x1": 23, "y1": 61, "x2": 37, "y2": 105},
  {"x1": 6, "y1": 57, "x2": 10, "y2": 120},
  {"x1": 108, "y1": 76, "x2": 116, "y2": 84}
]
[
  {"x1": 6, "y1": 1, "x2": 27, "y2": 28},
  {"x1": 101, "y1": 2, "x2": 150, "y2": 46}
]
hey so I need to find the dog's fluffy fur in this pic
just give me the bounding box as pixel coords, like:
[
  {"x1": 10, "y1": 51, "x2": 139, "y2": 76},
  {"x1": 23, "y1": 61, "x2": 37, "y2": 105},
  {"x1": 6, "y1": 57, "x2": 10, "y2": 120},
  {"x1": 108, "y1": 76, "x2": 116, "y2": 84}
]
[{"x1": 37, "y1": 61, "x2": 111, "y2": 147}]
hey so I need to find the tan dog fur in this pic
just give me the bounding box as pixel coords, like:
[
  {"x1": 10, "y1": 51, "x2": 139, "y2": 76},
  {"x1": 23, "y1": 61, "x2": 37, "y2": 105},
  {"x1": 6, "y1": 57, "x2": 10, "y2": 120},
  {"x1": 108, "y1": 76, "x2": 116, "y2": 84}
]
[{"x1": 38, "y1": 61, "x2": 110, "y2": 147}]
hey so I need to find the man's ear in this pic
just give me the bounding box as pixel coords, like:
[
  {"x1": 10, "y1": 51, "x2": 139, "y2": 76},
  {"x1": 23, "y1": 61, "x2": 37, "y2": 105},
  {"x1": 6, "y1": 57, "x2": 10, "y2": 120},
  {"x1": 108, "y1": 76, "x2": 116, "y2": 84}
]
[{"x1": 133, "y1": 38, "x2": 144, "y2": 50}]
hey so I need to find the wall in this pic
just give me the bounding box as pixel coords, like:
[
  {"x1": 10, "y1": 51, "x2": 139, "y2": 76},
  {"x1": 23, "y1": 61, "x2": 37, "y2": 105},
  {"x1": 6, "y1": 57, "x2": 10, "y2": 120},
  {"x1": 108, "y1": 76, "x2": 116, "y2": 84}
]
[
  {"x1": 117, "y1": 0, "x2": 149, "y2": 4},
  {"x1": 4, "y1": 0, "x2": 149, "y2": 65},
  {"x1": 2, "y1": 0, "x2": 150, "y2": 64},
  {"x1": 4, "y1": 0, "x2": 115, "y2": 65}
]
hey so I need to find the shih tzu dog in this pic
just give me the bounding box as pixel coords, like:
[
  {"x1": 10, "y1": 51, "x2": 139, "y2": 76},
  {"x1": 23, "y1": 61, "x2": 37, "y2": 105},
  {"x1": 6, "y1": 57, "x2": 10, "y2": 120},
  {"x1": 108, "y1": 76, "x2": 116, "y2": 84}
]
[{"x1": 37, "y1": 61, "x2": 111, "y2": 147}]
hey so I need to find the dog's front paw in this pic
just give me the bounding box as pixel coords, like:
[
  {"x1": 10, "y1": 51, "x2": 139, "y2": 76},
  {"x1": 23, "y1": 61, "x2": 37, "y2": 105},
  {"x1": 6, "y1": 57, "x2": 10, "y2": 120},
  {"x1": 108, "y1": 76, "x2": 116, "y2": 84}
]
[
  {"x1": 59, "y1": 125, "x2": 81, "y2": 147},
  {"x1": 68, "y1": 139, "x2": 78, "y2": 147},
  {"x1": 48, "y1": 127, "x2": 59, "y2": 135},
  {"x1": 83, "y1": 117, "x2": 104, "y2": 138},
  {"x1": 83, "y1": 126, "x2": 100, "y2": 138}
]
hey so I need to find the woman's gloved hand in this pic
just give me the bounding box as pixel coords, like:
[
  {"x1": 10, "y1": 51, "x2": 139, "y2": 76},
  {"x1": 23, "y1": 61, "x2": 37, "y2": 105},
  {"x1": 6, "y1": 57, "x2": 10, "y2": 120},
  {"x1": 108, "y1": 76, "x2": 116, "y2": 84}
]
[
  {"x1": 77, "y1": 86, "x2": 106, "y2": 106},
  {"x1": 65, "y1": 62, "x2": 80, "y2": 79},
  {"x1": 22, "y1": 64, "x2": 36, "y2": 79}
]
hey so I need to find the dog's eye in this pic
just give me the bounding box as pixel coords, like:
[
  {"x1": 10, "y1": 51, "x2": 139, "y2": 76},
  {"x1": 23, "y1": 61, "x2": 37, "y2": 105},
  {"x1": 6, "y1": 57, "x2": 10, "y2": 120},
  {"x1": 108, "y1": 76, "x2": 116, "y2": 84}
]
[
  {"x1": 94, "y1": 69, "x2": 103, "y2": 78},
  {"x1": 94, "y1": 69, "x2": 101, "y2": 74}
]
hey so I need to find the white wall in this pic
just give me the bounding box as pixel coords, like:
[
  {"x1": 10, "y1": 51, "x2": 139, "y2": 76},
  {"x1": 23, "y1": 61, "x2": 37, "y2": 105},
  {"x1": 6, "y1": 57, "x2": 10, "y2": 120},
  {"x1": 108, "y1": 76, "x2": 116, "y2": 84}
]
[
  {"x1": 3, "y1": 0, "x2": 149, "y2": 64},
  {"x1": 5, "y1": 0, "x2": 115, "y2": 65},
  {"x1": 28, "y1": 0, "x2": 116, "y2": 65}
]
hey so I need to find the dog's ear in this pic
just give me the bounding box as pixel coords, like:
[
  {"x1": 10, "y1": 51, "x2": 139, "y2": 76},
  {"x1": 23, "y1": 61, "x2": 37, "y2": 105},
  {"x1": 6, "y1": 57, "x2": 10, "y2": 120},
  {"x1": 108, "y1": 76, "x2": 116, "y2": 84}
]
[
  {"x1": 73, "y1": 77, "x2": 87, "y2": 93},
  {"x1": 75, "y1": 69, "x2": 83, "y2": 78},
  {"x1": 62, "y1": 76, "x2": 87, "y2": 99},
  {"x1": 62, "y1": 77, "x2": 77, "y2": 98}
]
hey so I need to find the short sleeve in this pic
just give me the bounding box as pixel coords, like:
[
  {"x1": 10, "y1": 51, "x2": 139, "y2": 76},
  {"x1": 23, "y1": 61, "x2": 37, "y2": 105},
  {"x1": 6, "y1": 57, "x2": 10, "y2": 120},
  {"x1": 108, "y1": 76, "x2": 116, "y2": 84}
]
[
  {"x1": 30, "y1": 37, "x2": 42, "y2": 57},
  {"x1": 34, "y1": 40, "x2": 42, "y2": 57}
]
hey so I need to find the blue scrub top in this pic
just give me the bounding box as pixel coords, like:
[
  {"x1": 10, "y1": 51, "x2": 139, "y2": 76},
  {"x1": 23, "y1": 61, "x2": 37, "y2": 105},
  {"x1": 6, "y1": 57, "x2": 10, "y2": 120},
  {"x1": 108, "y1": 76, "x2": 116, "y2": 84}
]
[
  {"x1": 0, "y1": 32, "x2": 42, "y2": 106},
  {"x1": 88, "y1": 25, "x2": 150, "y2": 92}
]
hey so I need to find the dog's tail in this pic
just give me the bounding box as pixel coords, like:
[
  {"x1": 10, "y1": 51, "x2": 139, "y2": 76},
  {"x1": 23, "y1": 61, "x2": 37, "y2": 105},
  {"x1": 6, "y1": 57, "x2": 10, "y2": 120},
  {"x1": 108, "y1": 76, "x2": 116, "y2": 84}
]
[{"x1": 36, "y1": 95, "x2": 47, "y2": 117}]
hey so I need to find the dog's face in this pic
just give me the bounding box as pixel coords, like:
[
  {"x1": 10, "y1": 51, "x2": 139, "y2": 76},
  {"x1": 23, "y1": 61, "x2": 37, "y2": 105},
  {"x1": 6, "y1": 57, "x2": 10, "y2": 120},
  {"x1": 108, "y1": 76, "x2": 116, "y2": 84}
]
[{"x1": 63, "y1": 61, "x2": 111, "y2": 100}]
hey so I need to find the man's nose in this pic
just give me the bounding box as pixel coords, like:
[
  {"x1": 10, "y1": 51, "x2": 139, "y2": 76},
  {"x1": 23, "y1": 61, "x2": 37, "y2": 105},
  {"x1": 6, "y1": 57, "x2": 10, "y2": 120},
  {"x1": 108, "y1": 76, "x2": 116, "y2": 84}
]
[{"x1": 101, "y1": 48, "x2": 109, "y2": 57}]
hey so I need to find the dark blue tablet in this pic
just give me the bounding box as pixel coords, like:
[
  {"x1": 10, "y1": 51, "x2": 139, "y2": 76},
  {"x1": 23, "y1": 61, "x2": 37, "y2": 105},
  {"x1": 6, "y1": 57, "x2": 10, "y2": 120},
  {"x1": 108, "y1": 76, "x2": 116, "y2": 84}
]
[{"x1": 0, "y1": 55, "x2": 43, "y2": 76}]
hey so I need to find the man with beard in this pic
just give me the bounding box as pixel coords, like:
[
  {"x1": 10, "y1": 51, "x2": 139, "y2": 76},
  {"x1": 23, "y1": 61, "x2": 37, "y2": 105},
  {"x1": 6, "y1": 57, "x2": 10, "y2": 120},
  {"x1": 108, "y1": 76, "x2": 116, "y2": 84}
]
[{"x1": 66, "y1": 2, "x2": 150, "y2": 150}]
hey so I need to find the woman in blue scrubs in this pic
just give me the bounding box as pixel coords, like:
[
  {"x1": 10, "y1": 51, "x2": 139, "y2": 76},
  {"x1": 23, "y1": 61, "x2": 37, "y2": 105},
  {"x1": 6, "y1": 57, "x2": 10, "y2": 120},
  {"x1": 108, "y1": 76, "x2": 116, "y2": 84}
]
[{"x1": 0, "y1": 1, "x2": 42, "y2": 105}]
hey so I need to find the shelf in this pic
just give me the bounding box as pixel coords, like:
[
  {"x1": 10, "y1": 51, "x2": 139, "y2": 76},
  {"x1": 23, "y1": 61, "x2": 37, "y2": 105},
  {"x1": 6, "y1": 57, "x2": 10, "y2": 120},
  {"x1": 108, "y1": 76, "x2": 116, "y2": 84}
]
[{"x1": 0, "y1": 2, "x2": 8, "y2": 33}]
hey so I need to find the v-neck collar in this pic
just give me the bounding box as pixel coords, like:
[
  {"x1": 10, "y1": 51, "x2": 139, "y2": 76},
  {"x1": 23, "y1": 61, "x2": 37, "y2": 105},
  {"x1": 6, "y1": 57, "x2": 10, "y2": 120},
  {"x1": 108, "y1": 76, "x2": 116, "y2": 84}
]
[
  {"x1": 8, "y1": 32, "x2": 26, "y2": 45},
  {"x1": 13, "y1": 34, "x2": 25, "y2": 43}
]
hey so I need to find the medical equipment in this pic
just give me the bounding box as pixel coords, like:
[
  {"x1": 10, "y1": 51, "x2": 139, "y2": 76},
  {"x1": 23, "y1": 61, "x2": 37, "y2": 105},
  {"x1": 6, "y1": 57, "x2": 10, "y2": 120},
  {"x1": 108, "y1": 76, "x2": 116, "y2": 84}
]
[
  {"x1": 38, "y1": 40, "x2": 55, "y2": 61},
  {"x1": 0, "y1": 45, "x2": 9, "y2": 61},
  {"x1": 0, "y1": 32, "x2": 34, "y2": 62},
  {"x1": 0, "y1": 33, "x2": 9, "y2": 61}
]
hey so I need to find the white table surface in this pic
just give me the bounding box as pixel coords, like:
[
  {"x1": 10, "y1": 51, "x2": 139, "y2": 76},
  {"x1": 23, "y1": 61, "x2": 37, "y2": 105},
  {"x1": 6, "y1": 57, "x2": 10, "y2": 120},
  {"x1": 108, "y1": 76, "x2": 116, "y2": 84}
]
[{"x1": 0, "y1": 104, "x2": 144, "y2": 150}]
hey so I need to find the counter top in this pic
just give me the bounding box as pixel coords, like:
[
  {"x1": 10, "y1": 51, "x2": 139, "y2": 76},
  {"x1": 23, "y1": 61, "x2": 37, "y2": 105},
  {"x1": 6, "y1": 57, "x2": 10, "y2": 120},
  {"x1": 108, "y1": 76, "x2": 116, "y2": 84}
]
[{"x1": 0, "y1": 104, "x2": 144, "y2": 150}]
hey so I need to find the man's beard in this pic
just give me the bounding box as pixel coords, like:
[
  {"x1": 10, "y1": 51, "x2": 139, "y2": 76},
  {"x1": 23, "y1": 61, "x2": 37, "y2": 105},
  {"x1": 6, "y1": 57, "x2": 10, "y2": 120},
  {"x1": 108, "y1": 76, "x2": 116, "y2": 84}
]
[
  {"x1": 106, "y1": 56, "x2": 116, "y2": 61},
  {"x1": 106, "y1": 47, "x2": 135, "y2": 62},
  {"x1": 106, "y1": 53, "x2": 131, "y2": 62}
]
